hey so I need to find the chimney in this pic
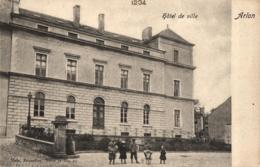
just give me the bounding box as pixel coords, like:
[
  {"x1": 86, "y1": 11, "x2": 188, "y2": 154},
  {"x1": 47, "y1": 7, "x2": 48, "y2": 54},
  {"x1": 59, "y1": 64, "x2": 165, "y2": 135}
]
[
  {"x1": 73, "y1": 5, "x2": 80, "y2": 26},
  {"x1": 98, "y1": 14, "x2": 105, "y2": 32},
  {"x1": 12, "y1": 0, "x2": 20, "y2": 14},
  {"x1": 142, "y1": 27, "x2": 152, "y2": 41}
]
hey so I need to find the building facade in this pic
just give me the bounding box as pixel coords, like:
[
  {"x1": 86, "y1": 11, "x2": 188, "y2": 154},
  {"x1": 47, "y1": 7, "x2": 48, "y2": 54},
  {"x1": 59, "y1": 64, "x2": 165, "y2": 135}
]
[
  {"x1": 208, "y1": 97, "x2": 231, "y2": 144},
  {"x1": 0, "y1": 0, "x2": 196, "y2": 138}
]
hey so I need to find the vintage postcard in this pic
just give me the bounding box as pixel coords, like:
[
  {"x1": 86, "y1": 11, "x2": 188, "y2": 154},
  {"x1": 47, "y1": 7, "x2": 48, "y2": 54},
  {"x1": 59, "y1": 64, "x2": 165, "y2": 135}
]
[{"x1": 0, "y1": 0, "x2": 259, "y2": 167}]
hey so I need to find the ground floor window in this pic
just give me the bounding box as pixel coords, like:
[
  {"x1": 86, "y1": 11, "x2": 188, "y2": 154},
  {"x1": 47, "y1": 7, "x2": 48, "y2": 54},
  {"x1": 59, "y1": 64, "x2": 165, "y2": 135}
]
[
  {"x1": 121, "y1": 132, "x2": 129, "y2": 136},
  {"x1": 34, "y1": 92, "x2": 45, "y2": 117},
  {"x1": 93, "y1": 97, "x2": 105, "y2": 129},
  {"x1": 174, "y1": 109, "x2": 181, "y2": 127},
  {"x1": 120, "y1": 102, "x2": 128, "y2": 123},
  {"x1": 144, "y1": 133, "x2": 151, "y2": 137},
  {"x1": 66, "y1": 96, "x2": 75, "y2": 119}
]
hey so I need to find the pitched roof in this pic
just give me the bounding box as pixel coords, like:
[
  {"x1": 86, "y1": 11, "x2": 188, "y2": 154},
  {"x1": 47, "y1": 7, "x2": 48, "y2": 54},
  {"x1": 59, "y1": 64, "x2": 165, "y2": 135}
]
[
  {"x1": 16, "y1": 9, "x2": 193, "y2": 49},
  {"x1": 147, "y1": 28, "x2": 194, "y2": 46},
  {"x1": 17, "y1": 8, "x2": 164, "y2": 52}
]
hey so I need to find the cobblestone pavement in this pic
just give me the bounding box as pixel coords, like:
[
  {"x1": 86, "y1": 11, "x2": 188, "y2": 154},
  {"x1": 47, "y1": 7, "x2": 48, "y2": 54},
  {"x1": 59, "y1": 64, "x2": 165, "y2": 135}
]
[
  {"x1": 0, "y1": 139, "x2": 231, "y2": 167},
  {"x1": 76, "y1": 152, "x2": 231, "y2": 167}
]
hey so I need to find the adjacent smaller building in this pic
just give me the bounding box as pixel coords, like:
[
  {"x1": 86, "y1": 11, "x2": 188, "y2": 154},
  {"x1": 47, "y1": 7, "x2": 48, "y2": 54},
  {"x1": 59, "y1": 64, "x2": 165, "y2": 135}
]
[{"x1": 208, "y1": 97, "x2": 231, "y2": 144}]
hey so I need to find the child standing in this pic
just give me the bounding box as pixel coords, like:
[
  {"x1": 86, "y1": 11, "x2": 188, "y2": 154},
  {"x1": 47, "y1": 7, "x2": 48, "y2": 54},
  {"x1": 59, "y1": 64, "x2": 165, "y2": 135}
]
[
  {"x1": 144, "y1": 144, "x2": 153, "y2": 165},
  {"x1": 160, "y1": 145, "x2": 166, "y2": 164}
]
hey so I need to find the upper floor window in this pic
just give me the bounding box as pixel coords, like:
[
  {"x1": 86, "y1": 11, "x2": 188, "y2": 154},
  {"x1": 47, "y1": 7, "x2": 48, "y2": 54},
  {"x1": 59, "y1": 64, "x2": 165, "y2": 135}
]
[
  {"x1": 173, "y1": 50, "x2": 179, "y2": 63},
  {"x1": 174, "y1": 80, "x2": 180, "y2": 97},
  {"x1": 34, "y1": 92, "x2": 45, "y2": 117},
  {"x1": 93, "y1": 97, "x2": 105, "y2": 129},
  {"x1": 66, "y1": 96, "x2": 75, "y2": 119},
  {"x1": 143, "y1": 104, "x2": 150, "y2": 125},
  {"x1": 96, "y1": 39, "x2": 105, "y2": 45},
  {"x1": 121, "y1": 45, "x2": 129, "y2": 50},
  {"x1": 121, "y1": 69, "x2": 128, "y2": 89},
  {"x1": 120, "y1": 102, "x2": 128, "y2": 123},
  {"x1": 143, "y1": 73, "x2": 150, "y2": 92},
  {"x1": 143, "y1": 50, "x2": 150, "y2": 56},
  {"x1": 35, "y1": 53, "x2": 47, "y2": 77},
  {"x1": 67, "y1": 59, "x2": 77, "y2": 81},
  {"x1": 68, "y1": 32, "x2": 78, "y2": 38},
  {"x1": 174, "y1": 109, "x2": 181, "y2": 127},
  {"x1": 37, "y1": 24, "x2": 48, "y2": 32},
  {"x1": 95, "y1": 64, "x2": 104, "y2": 85}
]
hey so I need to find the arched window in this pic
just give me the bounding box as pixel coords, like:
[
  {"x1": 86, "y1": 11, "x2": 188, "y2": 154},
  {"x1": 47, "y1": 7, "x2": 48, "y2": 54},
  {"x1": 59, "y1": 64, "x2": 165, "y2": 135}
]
[
  {"x1": 120, "y1": 102, "x2": 128, "y2": 123},
  {"x1": 34, "y1": 92, "x2": 45, "y2": 117},
  {"x1": 66, "y1": 96, "x2": 75, "y2": 119},
  {"x1": 93, "y1": 97, "x2": 105, "y2": 129},
  {"x1": 143, "y1": 104, "x2": 150, "y2": 125}
]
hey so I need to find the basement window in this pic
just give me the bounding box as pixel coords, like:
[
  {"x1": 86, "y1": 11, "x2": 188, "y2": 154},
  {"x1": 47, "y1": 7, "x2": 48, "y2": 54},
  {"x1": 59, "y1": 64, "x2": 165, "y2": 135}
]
[
  {"x1": 144, "y1": 133, "x2": 151, "y2": 137},
  {"x1": 96, "y1": 39, "x2": 105, "y2": 45},
  {"x1": 121, "y1": 45, "x2": 129, "y2": 51},
  {"x1": 143, "y1": 50, "x2": 150, "y2": 56},
  {"x1": 37, "y1": 24, "x2": 48, "y2": 32},
  {"x1": 68, "y1": 32, "x2": 78, "y2": 39}
]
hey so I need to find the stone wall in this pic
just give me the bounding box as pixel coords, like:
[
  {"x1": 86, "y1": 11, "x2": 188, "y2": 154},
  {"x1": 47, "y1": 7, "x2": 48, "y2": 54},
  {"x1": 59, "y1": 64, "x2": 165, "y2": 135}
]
[
  {"x1": 15, "y1": 134, "x2": 54, "y2": 155},
  {"x1": 7, "y1": 74, "x2": 194, "y2": 138}
]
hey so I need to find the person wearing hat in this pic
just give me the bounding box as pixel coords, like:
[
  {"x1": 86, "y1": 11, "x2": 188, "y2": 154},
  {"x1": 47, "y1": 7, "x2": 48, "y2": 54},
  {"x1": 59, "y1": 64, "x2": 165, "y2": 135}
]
[
  {"x1": 129, "y1": 139, "x2": 140, "y2": 163},
  {"x1": 119, "y1": 140, "x2": 127, "y2": 164}
]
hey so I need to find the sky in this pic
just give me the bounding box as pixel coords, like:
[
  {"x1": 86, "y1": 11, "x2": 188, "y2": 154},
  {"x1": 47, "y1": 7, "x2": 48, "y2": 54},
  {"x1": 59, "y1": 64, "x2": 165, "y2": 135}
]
[{"x1": 20, "y1": 0, "x2": 231, "y2": 112}]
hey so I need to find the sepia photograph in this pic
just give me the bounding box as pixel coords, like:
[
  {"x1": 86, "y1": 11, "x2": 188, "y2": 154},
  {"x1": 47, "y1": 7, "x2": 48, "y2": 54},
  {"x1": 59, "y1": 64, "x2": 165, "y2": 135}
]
[{"x1": 2, "y1": 0, "x2": 258, "y2": 166}]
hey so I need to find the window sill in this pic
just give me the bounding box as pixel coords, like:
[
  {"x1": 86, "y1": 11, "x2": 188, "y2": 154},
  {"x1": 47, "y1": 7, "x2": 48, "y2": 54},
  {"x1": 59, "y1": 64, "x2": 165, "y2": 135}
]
[
  {"x1": 119, "y1": 123, "x2": 131, "y2": 126},
  {"x1": 32, "y1": 117, "x2": 48, "y2": 121},
  {"x1": 173, "y1": 126, "x2": 182, "y2": 129}
]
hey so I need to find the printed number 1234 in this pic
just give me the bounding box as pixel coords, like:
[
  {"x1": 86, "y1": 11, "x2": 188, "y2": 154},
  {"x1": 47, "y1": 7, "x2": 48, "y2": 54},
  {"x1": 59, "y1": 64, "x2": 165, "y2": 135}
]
[{"x1": 131, "y1": 0, "x2": 146, "y2": 5}]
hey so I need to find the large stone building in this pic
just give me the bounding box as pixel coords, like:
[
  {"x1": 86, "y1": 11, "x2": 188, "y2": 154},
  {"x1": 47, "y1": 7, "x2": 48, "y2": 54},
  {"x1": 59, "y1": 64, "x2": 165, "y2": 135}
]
[{"x1": 0, "y1": 0, "x2": 196, "y2": 138}]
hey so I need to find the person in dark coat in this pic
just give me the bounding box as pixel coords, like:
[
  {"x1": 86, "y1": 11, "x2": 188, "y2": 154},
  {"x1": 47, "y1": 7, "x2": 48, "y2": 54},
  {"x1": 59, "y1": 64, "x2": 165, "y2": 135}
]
[
  {"x1": 119, "y1": 140, "x2": 127, "y2": 164},
  {"x1": 160, "y1": 144, "x2": 166, "y2": 164}
]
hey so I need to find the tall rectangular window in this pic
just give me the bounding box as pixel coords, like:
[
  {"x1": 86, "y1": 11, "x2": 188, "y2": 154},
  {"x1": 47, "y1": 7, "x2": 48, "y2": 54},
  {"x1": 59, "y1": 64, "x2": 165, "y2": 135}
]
[
  {"x1": 34, "y1": 92, "x2": 45, "y2": 117},
  {"x1": 35, "y1": 53, "x2": 47, "y2": 77},
  {"x1": 174, "y1": 80, "x2": 180, "y2": 96},
  {"x1": 67, "y1": 59, "x2": 77, "y2": 81},
  {"x1": 66, "y1": 96, "x2": 76, "y2": 119},
  {"x1": 173, "y1": 50, "x2": 179, "y2": 63},
  {"x1": 121, "y1": 69, "x2": 128, "y2": 89},
  {"x1": 95, "y1": 64, "x2": 104, "y2": 85},
  {"x1": 143, "y1": 73, "x2": 150, "y2": 92},
  {"x1": 174, "y1": 110, "x2": 181, "y2": 127}
]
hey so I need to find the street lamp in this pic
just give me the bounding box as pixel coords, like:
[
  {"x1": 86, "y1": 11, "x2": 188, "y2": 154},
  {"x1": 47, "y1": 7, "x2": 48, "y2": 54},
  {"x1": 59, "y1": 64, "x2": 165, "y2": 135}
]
[{"x1": 27, "y1": 92, "x2": 32, "y2": 129}]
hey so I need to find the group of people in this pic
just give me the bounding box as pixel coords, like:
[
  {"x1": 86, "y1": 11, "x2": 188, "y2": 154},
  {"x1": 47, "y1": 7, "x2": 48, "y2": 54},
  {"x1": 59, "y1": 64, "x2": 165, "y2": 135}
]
[{"x1": 107, "y1": 139, "x2": 167, "y2": 165}]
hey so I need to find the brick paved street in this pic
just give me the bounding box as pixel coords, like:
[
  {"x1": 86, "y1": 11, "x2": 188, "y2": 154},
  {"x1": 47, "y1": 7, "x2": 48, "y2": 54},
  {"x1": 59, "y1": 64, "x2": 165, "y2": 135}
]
[{"x1": 0, "y1": 139, "x2": 231, "y2": 167}]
